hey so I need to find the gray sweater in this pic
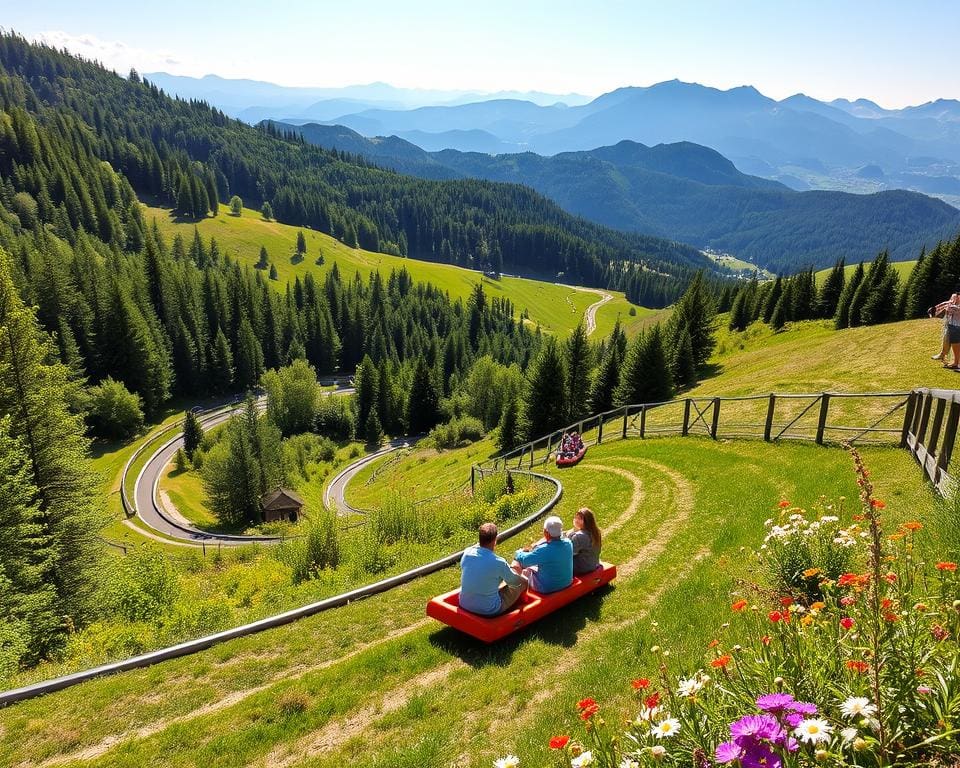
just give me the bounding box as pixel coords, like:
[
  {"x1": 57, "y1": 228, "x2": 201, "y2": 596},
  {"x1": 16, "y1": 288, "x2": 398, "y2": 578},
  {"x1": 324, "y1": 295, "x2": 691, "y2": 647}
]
[{"x1": 569, "y1": 529, "x2": 601, "y2": 575}]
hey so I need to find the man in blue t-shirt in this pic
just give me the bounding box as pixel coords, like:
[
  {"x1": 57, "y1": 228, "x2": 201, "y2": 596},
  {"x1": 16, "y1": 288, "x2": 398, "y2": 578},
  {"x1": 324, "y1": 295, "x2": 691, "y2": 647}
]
[
  {"x1": 513, "y1": 515, "x2": 573, "y2": 593},
  {"x1": 459, "y1": 523, "x2": 528, "y2": 616}
]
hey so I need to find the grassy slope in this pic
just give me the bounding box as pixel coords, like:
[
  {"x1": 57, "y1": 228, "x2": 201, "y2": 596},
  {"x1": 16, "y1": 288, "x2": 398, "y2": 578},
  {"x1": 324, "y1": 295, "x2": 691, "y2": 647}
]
[
  {"x1": 813, "y1": 259, "x2": 916, "y2": 285},
  {"x1": 692, "y1": 317, "x2": 955, "y2": 396},
  {"x1": 145, "y1": 203, "x2": 650, "y2": 338},
  {"x1": 0, "y1": 439, "x2": 935, "y2": 768}
]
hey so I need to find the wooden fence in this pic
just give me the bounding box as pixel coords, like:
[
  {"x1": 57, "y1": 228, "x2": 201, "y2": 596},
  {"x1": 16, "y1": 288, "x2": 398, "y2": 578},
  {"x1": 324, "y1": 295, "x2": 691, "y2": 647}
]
[{"x1": 473, "y1": 390, "x2": 959, "y2": 497}]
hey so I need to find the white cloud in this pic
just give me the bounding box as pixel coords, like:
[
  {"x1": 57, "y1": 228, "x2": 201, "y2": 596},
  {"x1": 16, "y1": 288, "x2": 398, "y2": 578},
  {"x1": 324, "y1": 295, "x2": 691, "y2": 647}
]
[{"x1": 33, "y1": 30, "x2": 192, "y2": 76}]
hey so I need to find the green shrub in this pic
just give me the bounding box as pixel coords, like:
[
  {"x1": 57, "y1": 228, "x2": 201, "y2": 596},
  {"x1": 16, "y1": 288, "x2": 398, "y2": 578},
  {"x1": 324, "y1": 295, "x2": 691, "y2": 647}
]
[
  {"x1": 428, "y1": 415, "x2": 485, "y2": 449},
  {"x1": 276, "y1": 508, "x2": 341, "y2": 584},
  {"x1": 315, "y1": 394, "x2": 356, "y2": 440},
  {"x1": 84, "y1": 376, "x2": 144, "y2": 439},
  {"x1": 100, "y1": 547, "x2": 179, "y2": 623}
]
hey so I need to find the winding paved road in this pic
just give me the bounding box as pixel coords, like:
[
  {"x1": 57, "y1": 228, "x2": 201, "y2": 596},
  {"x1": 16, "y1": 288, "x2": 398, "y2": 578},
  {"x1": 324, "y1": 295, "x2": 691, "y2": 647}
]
[
  {"x1": 323, "y1": 437, "x2": 416, "y2": 514},
  {"x1": 130, "y1": 384, "x2": 355, "y2": 546}
]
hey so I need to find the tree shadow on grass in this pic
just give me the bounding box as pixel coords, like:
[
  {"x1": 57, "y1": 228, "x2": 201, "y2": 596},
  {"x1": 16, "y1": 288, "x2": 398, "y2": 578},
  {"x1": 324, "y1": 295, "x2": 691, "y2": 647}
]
[{"x1": 426, "y1": 584, "x2": 614, "y2": 668}]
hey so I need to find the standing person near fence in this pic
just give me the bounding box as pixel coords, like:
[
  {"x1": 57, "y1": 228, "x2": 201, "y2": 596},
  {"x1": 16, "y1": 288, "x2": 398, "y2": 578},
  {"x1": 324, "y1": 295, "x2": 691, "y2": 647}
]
[{"x1": 932, "y1": 293, "x2": 960, "y2": 370}]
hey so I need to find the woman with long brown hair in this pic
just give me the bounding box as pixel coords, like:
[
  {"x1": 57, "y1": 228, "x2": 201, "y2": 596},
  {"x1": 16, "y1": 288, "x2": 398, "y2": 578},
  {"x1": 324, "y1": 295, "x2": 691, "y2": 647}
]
[{"x1": 568, "y1": 507, "x2": 602, "y2": 575}]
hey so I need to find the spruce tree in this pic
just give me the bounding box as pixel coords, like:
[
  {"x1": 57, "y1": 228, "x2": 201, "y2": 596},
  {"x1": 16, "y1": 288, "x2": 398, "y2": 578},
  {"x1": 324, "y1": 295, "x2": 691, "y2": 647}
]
[
  {"x1": 817, "y1": 259, "x2": 845, "y2": 318},
  {"x1": 269, "y1": 264, "x2": 279, "y2": 281},
  {"x1": 256, "y1": 246, "x2": 269, "y2": 270},
  {"x1": 407, "y1": 356, "x2": 440, "y2": 434},
  {"x1": 728, "y1": 289, "x2": 751, "y2": 331},
  {"x1": 590, "y1": 345, "x2": 621, "y2": 414},
  {"x1": 671, "y1": 327, "x2": 697, "y2": 388},
  {"x1": 497, "y1": 396, "x2": 519, "y2": 452},
  {"x1": 365, "y1": 408, "x2": 383, "y2": 447},
  {"x1": 834, "y1": 262, "x2": 865, "y2": 329},
  {"x1": 667, "y1": 272, "x2": 715, "y2": 369},
  {"x1": 564, "y1": 322, "x2": 591, "y2": 422},
  {"x1": 520, "y1": 338, "x2": 567, "y2": 440},
  {"x1": 354, "y1": 354, "x2": 379, "y2": 428},
  {"x1": 0, "y1": 252, "x2": 107, "y2": 645},
  {"x1": 182, "y1": 409, "x2": 204, "y2": 458},
  {"x1": 234, "y1": 318, "x2": 265, "y2": 390},
  {"x1": 614, "y1": 325, "x2": 673, "y2": 406},
  {"x1": 209, "y1": 327, "x2": 234, "y2": 393},
  {"x1": 261, "y1": 201, "x2": 273, "y2": 221},
  {"x1": 762, "y1": 277, "x2": 783, "y2": 323},
  {"x1": 296, "y1": 231, "x2": 307, "y2": 255}
]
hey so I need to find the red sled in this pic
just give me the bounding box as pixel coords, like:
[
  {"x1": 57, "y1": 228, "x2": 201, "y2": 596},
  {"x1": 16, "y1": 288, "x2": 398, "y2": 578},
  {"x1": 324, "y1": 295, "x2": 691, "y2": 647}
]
[
  {"x1": 426, "y1": 562, "x2": 617, "y2": 643},
  {"x1": 556, "y1": 446, "x2": 587, "y2": 467}
]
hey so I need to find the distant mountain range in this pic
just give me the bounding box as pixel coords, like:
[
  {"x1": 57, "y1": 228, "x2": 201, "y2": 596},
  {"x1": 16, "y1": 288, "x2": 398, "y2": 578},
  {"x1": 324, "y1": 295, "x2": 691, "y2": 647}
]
[
  {"x1": 143, "y1": 72, "x2": 590, "y2": 125},
  {"x1": 277, "y1": 122, "x2": 960, "y2": 273}
]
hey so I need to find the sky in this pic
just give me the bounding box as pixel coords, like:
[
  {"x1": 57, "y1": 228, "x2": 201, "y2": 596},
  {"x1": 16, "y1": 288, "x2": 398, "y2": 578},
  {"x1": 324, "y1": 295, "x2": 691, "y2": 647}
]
[{"x1": 4, "y1": 0, "x2": 958, "y2": 107}]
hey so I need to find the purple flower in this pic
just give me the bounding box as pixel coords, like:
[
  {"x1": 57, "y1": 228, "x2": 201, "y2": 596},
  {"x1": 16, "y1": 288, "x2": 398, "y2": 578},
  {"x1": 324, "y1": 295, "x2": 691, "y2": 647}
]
[
  {"x1": 731, "y1": 714, "x2": 783, "y2": 741},
  {"x1": 783, "y1": 712, "x2": 803, "y2": 728},
  {"x1": 756, "y1": 693, "x2": 795, "y2": 712},
  {"x1": 787, "y1": 701, "x2": 817, "y2": 715},
  {"x1": 716, "y1": 740, "x2": 745, "y2": 764},
  {"x1": 742, "y1": 744, "x2": 782, "y2": 768},
  {"x1": 783, "y1": 736, "x2": 799, "y2": 753}
]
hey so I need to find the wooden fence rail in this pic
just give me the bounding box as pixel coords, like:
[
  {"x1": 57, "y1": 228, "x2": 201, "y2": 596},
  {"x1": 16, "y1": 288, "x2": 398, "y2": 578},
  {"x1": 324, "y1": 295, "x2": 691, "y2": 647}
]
[{"x1": 474, "y1": 390, "x2": 957, "y2": 496}]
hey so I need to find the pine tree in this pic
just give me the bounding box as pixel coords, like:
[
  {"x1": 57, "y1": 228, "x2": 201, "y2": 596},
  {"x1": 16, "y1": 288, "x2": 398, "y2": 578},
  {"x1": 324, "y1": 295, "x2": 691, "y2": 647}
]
[
  {"x1": 296, "y1": 231, "x2": 307, "y2": 255},
  {"x1": 234, "y1": 318, "x2": 265, "y2": 390},
  {"x1": 261, "y1": 201, "x2": 273, "y2": 221},
  {"x1": 590, "y1": 344, "x2": 621, "y2": 414},
  {"x1": 834, "y1": 262, "x2": 865, "y2": 329},
  {"x1": 614, "y1": 325, "x2": 673, "y2": 405},
  {"x1": 407, "y1": 356, "x2": 440, "y2": 434},
  {"x1": 174, "y1": 447, "x2": 188, "y2": 472},
  {"x1": 520, "y1": 338, "x2": 567, "y2": 440},
  {"x1": 817, "y1": 259, "x2": 845, "y2": 318},
  {"x1": 728, "y1": 288, "x2": 751, "y2": 331},
  {"x1": 256, "y1": 246, "x2": 269, "y2": 270},
  {"x1": 354, "y1": 354, "x2": 379, "y2": 427},
  {"x1": 208, "y1": 327, "x2": 234, "y2": 393},
  {"x1": 762, "y1": 277, "x2": 783, "y2": 323},
  {"x1": 0, "y1": 252, "x2": 107, "y2": 647},
  {"x1": 365, "y1": 408, "x2": 383, "y2": 447},
  {"x1": 564, "y1": 322, "x2": 591, "y2": 422},
  {"x1": 497, "y1": 396, "x2": 519, "y2": 452},
  {"x1": 671, "y1": 327, "x2": 696, "y2": 388},
  {"x1": 182, "y1": 409, "x2": 204, "y2": 458},
  {"x1": 769, "y1": 293, "x2": 788, "y2": 330},
  {"x1": 667, "y1": 272, "x2": 715, "y2": 369},
  {"x1": 269, "y1": 263, "x2": 278, "y2": 281}
]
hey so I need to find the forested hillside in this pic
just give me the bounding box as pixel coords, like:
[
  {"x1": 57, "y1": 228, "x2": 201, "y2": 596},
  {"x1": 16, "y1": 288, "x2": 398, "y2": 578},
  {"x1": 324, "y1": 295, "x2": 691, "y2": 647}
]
[{"x1": 0, "y1": 33, "x2": 711, "y2": 301}]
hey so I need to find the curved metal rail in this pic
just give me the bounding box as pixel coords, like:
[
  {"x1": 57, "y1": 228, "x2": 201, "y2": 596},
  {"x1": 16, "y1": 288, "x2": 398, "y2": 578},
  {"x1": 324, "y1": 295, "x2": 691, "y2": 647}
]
[{"x1": 0, "y1": 469, "x2": 561, "y2": 707}]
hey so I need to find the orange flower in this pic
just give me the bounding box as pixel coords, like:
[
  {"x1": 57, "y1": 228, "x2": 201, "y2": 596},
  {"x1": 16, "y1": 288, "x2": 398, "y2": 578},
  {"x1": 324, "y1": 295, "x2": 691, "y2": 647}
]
[
  {"x1": 576, "y1": 697, "x2": 597, "y2": 711},
  {"x1": 802, "y1": 568, "x2": 821, "y2": 578},
  {"x1": 631, "y1": 678, "x2": 650, "y2": 690},
  {"x1": 550, "y1": 735, "x2": 570, "y2": 750},
  {"x1": 778, "y1": 500, "x2": 791, "y2": 508},
  {"x1": 731, "y1": 599, "x2": 749, "y2": 612},
  {"x1": 870, "y1": 499, "x2": 886, "y2": 509},
  {"x1": 884, "y1": 572, "x2": 897, "y2": 583},
  {"x1": 838, "y1": 573, "x2": 859, "y2": 587},
  {"x1": 852, "y1": 514, "x2": 865, "y2": 522},
  {"x1": 579, "y1": 703, "x2": 599, "y2": 720},
  {"x1": 881, "y1": 598, "x2": 893, "y2": 610},
  {"x1": 902, "y1": 521, "x2": 923, "y2": 532},
  {"x1": 645, "y1": 692, "x2": 661, "y2": 709},
  {"x1": 810, "y1": 601, "x2": 826, "y2": 611},
  {"x1": 936, "y1": 562, "x2": 958, "y2": 572},
  {"x1": 846, "y1": 660, "x2": 870, "y2": 674},
  {"x1": 760, "y1": 635, "x2": 771, "y2": 646},
  {"x1": 769, "y1": 611, "x2": 783, "y2": 623},
  {"x1": 780, "y1": 596, "x2": 794, "y2": 608},
  {"x1": 711, "y1": 654, "x2": 732, "y2": 669},
  {"x1": 707, "y1": 639, "x2": 720, "y2": 649},
  {"x1": 884, "y1": 611, "x2": 900, "y2": 623},
  {"x1": 800, "y1": 615, "x2": 814, "y2": 626}
]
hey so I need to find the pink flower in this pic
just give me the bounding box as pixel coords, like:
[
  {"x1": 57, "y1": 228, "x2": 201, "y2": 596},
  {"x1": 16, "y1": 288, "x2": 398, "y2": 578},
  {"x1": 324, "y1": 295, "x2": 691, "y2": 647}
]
[{"x1": 917, "y1": 686, "x2": 933, "y2": 695}]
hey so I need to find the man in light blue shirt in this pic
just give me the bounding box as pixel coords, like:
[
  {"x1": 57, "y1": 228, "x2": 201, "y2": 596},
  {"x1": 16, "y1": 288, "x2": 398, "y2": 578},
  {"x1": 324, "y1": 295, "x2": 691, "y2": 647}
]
[
  {"x1": 459, "y1": 523, "x2": 528, "y2": 616},
  {"x1": 513, "y1": 515, "x2": 573, "y2": 593}
]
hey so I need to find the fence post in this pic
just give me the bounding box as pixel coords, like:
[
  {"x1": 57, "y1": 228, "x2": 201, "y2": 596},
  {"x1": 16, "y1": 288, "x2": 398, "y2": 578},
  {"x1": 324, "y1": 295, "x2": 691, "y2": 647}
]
[
  {"x1": 682, "y1": 399, "x2": 691, "y2": 437},
  {"x1": 597, "y1": 416, "x2": 604, "y2": 444},
  {"x1": 622, "y1": 406, "x2": 629, "y2": 439},
  {"x1": 764, "y1": 394, "x2": 776, "y2": 442},
  {"x1": 916, "y1": 393, "x2": 933, "y2": 446},
  {"x1": 640, "y1": 405, "x2": 647, "y2": 438},
  {"x1": 929, "y1": 398, "x2": 947, "y2": 459},
  {"x1": 936, "y1": 395, "x2": 960, "y2": 482},
  {"x1": 815, "y1": 393, "x2": 830, "y2": 445},
  {"x1": 711, "y1": 398, "x2": 720, "y2": 439},
  {"x1": 470, "y1": 466, "x2": 476, "y2": 495},
  {"x1": 901, "y1": 391, "x2": 918, "y2": 448}
]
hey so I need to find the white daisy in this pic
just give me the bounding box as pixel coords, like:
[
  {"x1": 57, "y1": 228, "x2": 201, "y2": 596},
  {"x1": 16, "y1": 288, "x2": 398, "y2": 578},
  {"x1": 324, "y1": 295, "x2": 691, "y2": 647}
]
[
  {"x1": 840, "y1": 727, "x2": 858, "y2": 744},
  {"x1": 676, "y1": 675, "x2": 705, "y2": 697},
  {"x1": 634, "y1": 705, "x2": 661, "y2": 724},
  {"x1": 794, "y1": 718, "x2": 833, "y2": 745},
  {"x1": 653, "y1": 718, "x2": 681, "y2": 739},
  {"x1": 494, "y1": 756, "x2": 520, "y2": 768},
  {"x1": 571, "y1": 751, "x2": 594, "y2": 767},
  {"x1": 841, "y1": 696, "x2": 877, "y2": 719},
  {"x1": 649, "y1": 745, "x2": 667, "y2": 760},
  {"x1": 620, "y1": 758, "x2": 641, "y2": 768}
]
